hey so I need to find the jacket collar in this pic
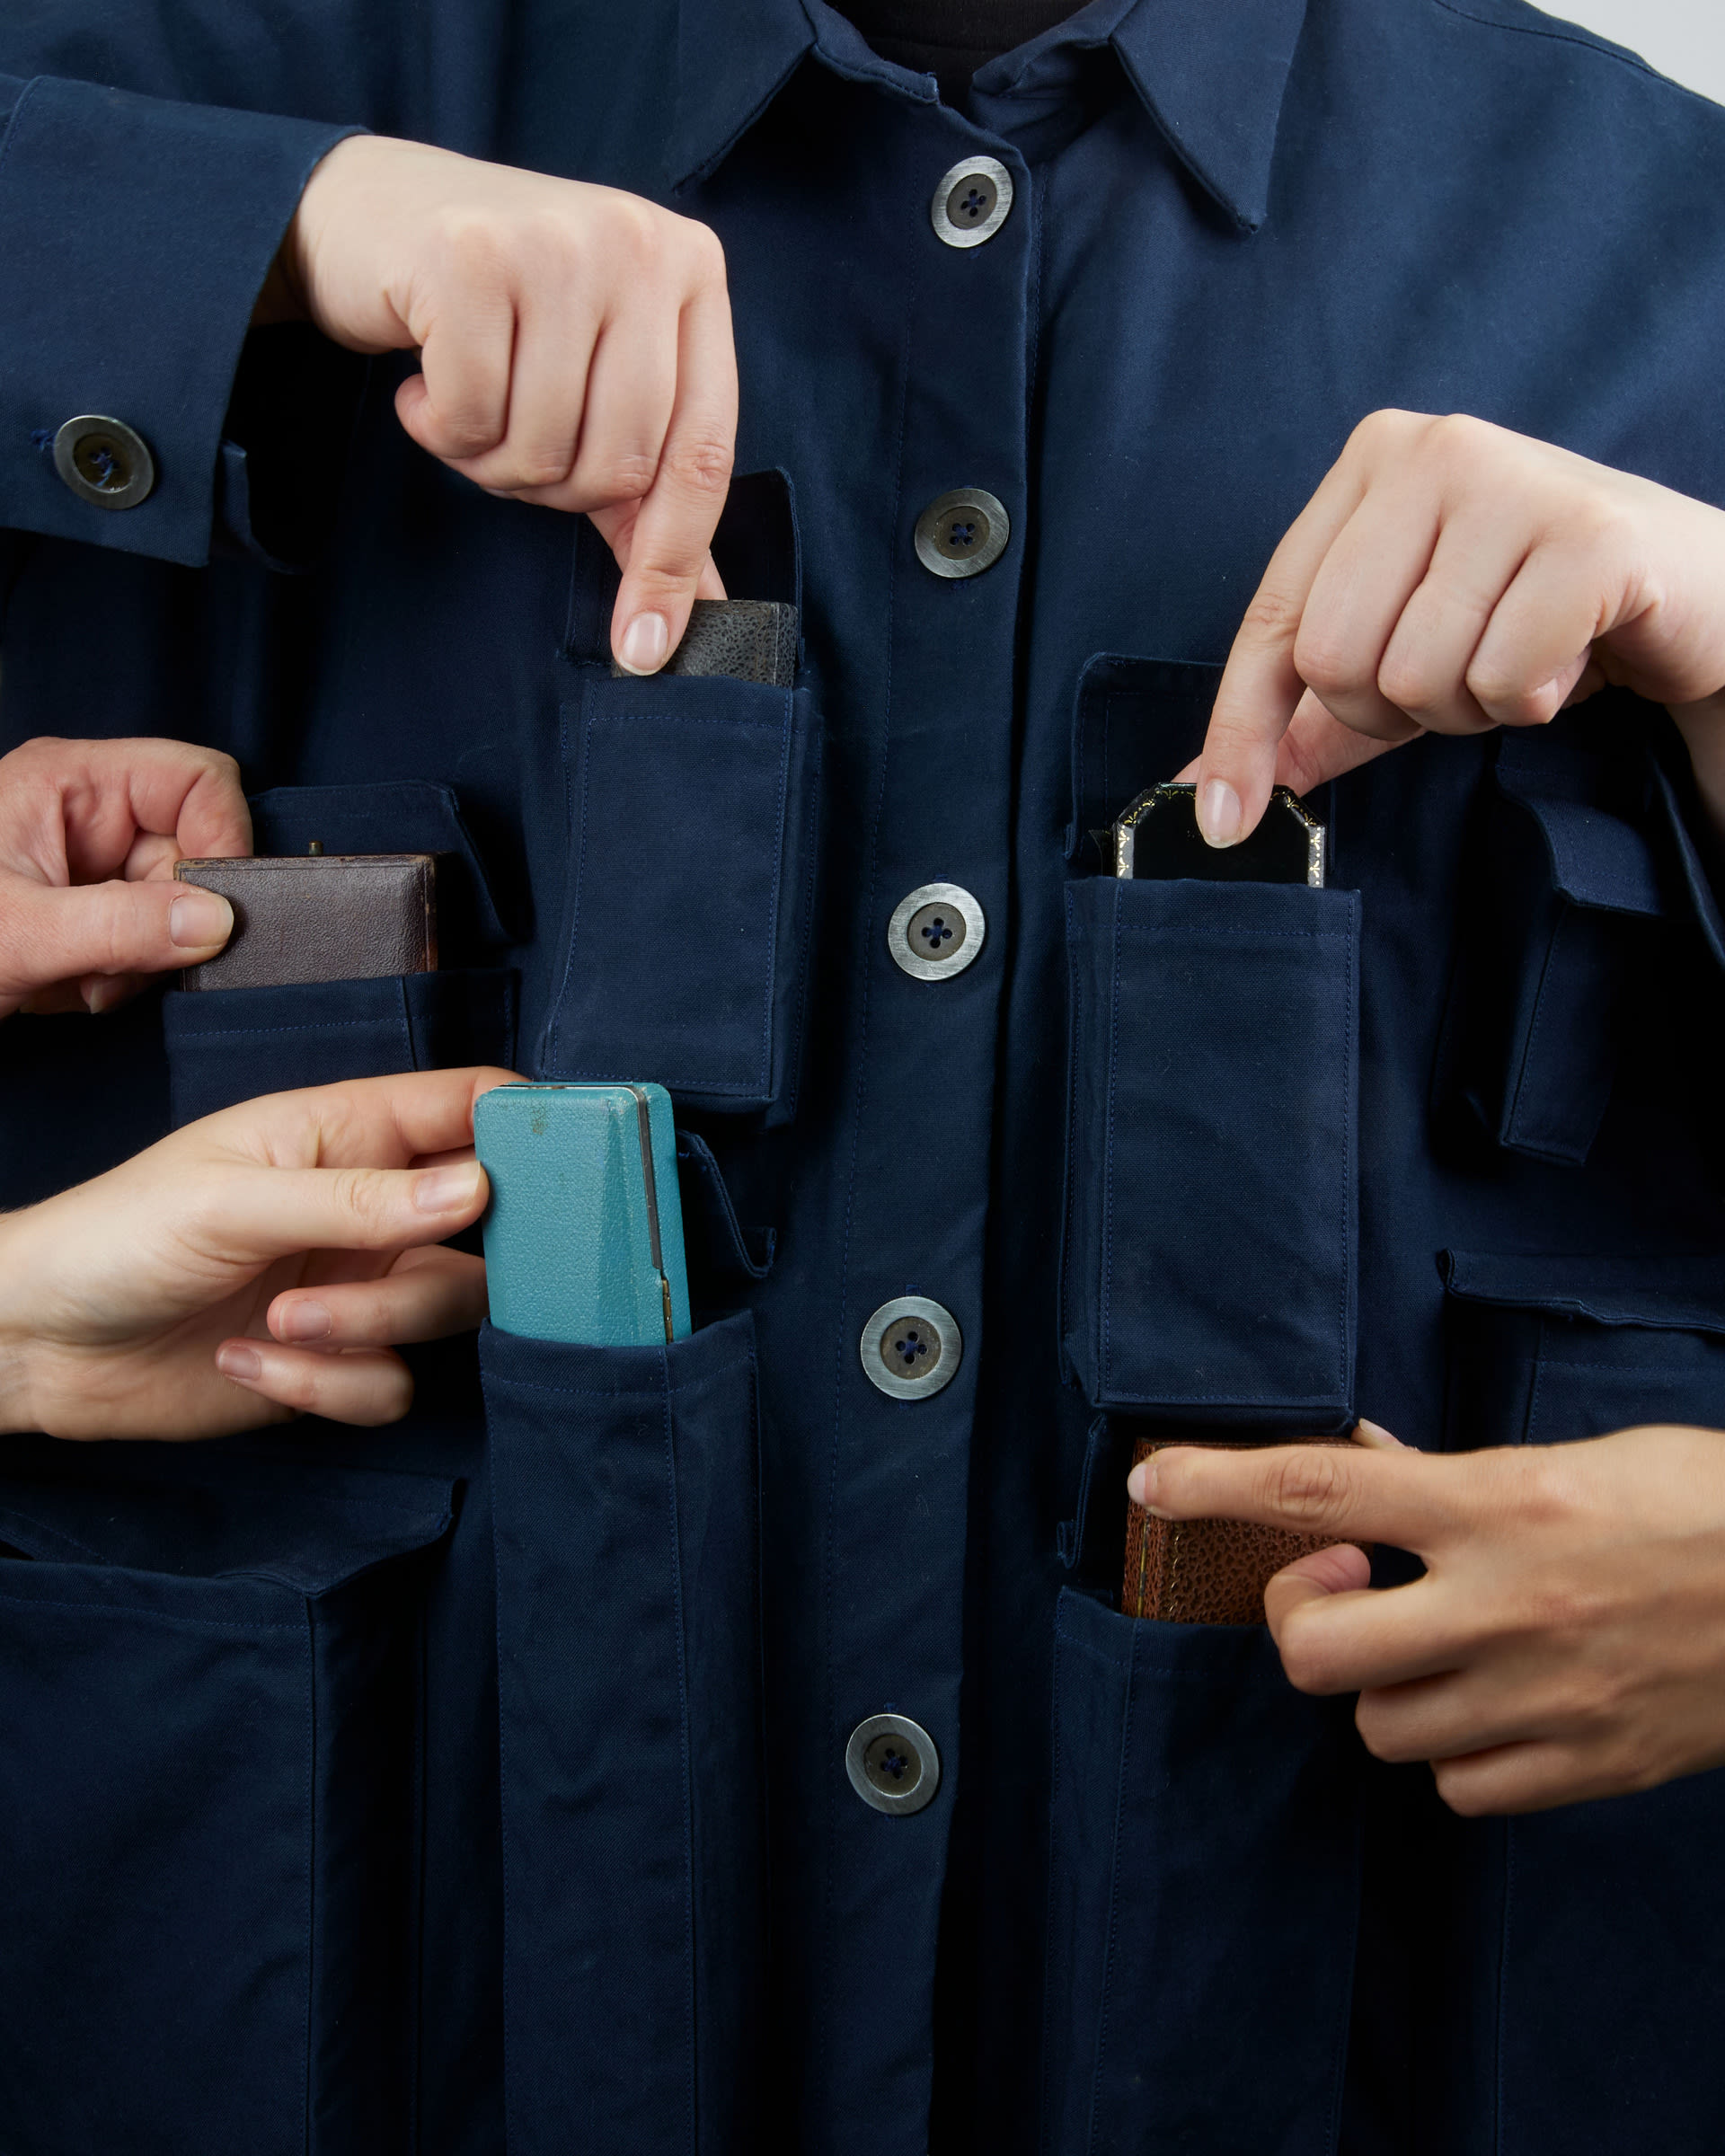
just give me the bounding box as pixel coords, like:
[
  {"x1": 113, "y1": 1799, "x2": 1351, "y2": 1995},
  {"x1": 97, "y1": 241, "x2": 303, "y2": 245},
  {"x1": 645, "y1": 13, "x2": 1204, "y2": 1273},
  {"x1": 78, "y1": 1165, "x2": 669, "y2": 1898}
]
[
  {"x1": 1108, "y1": 0, "x2": 1308, "y2": 232},
  {"x1": 669, "y1": 0, "x2": 1307, "y2": 233}
]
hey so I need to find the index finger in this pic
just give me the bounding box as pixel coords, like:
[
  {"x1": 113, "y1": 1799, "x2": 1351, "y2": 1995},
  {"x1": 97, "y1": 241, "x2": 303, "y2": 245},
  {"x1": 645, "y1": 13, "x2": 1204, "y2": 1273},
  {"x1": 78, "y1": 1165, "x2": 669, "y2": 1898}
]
[
  {"x1": 1192, "y1": 458, "x2": 1366, "y2": 845},
  {"x1": 204, "y1": 1065, "x2": 524, "y2": 1170},
  {"x1": 609, "y1": 276, "x2": 738, "y2": 672},
  {"x1": 50, "y1": 740, "x2": 252, "y2": 878},
  {"x1": 1129, "y1": 1439, "x2": 1471, "y2": 1556}
]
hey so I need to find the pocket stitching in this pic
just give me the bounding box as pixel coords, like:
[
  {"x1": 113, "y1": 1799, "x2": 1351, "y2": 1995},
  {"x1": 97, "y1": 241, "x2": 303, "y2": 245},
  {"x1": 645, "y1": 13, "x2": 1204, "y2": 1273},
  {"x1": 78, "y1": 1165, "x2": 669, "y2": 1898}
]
[
  {"x1": 1085, "y1": 1625, "x2": 1139, "y2": 2156},
  {"x1": 481, "y1": 1364, "x2": 756, "y2": 1401},
  {"x1": 0, "y1": 1589, "x2": 303, "y2": 1634},
  {"x1": 167, "y1": 1015, "x2": 411, "y2": 1041}
]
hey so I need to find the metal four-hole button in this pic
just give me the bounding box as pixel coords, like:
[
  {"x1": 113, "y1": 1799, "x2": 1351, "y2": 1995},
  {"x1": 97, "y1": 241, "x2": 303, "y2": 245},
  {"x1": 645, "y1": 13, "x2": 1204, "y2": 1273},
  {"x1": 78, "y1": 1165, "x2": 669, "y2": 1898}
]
[
  {"x1": 53, "y1": 415, "x2": 155, "y2": 510},
  {"x1": 889, "y1": 881, "x2": 986, "y2": 981},
  {"x1": 861, "y1": 1294, "x2": 961, "y2": 1401},
  {"x1": 929, "y1": 155, "x2": 1013, "y2": 249},
  {"x1": 845, "y1": 1712, "x2": 942, "y2": 1816},
  {"x1": 913, "y1": 487, "x2": 1010, "y2": 580}
]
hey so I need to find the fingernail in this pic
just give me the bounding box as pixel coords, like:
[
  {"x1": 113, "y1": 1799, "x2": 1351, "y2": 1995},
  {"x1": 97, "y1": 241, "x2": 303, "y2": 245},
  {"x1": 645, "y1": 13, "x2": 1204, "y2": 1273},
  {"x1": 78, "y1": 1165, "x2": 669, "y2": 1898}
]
[
  {"x1": 1354, "y1": 1417, "x2": 1406, "y2": 1450},
  {"x1": 1128, "y1": 1460, "x2": 1158, "y2": 1508},
  {"x1": 170, "y1": 890, "x2": 234, "y2": 949},
  {"x1": 617, "y1": 612, "x2": 670, "y2": 675},
  {"x1": 413, "y1": 1162, "x2": 482, "y2": 1214},
  {"x1": 276, "y1": 1300, "x2": 332, "y2": 1342},
  {"x1": 217, "y1": 1343, "x2": 262, "y2": 1382},
  {"x1": 1198, "y1": 780, "x2": 1243, "y2": 848},
  {"x1": 85, "y1": 978, "x2": 125, "y2": 1015}
]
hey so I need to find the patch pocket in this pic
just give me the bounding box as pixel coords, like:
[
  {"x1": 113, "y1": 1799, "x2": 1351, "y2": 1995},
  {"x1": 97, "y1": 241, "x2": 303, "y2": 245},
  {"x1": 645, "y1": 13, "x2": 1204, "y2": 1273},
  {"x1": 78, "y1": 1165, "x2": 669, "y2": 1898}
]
[
  {"x1": 162, "y1": 967, "x2": 518, "y2": 1125},
  {"x1": 1439, "y1": 1253, "x2": 1725, "y2": 2156},
  {"x1": 482, "y1": 1312, "x2": 765, "y2": 2155},
  {"x1": 1061, "y1": 873, "x2": 1359, "y2": 1427},
  {"x1": 1040, "y1": 1588, "x2": 1362, "y2": 2156},
  {"x1": 538, "y1": 667, "x2": 821, "y2": 1123},
  {"x1": 0, "y1": 1453, "x2": 454, "y2": 2156}
]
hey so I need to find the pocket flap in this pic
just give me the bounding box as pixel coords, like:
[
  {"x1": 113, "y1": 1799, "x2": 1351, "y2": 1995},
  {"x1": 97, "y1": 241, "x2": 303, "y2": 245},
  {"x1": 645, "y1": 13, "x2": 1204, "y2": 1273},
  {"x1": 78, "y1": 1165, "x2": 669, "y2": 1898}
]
[
  {"x1": 1495, "y1": 762, "x2": 1666, "y2": 917},
  {"x1": 250, "y1": 779, "x2": 510, "y2": 949},
  {"x1": 1439, "y1": 1250, "x2": 1725, "y2": 1335},
  {"x1": 0, "y1": 1451, "x2": 456, "y2": 1596}
]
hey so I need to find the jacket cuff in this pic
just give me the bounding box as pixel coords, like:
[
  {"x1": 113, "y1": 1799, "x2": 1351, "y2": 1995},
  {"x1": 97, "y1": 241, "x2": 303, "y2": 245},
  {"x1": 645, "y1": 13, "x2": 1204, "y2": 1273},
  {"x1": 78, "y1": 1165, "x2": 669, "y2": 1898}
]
[{"x1": 0, "y1": 75, "x2": 361, "y2": 567}]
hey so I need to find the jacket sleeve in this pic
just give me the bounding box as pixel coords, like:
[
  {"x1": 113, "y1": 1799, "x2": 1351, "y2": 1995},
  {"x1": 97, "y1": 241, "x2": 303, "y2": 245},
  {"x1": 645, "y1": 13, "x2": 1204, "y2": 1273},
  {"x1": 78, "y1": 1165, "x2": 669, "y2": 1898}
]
[{"x1": 0, "y1": 73, "x2": 362, "y2": 566}]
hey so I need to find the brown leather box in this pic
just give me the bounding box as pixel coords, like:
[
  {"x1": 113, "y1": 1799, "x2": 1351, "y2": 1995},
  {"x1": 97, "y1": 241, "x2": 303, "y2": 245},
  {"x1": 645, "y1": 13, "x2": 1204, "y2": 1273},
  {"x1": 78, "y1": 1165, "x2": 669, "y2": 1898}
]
[
  {"x1": 173, "y1": 853, "x2": 438, "y2": 990},
  {"x1": 1122, "y1": 1435, "x2": 1368, "y2": 1626}
]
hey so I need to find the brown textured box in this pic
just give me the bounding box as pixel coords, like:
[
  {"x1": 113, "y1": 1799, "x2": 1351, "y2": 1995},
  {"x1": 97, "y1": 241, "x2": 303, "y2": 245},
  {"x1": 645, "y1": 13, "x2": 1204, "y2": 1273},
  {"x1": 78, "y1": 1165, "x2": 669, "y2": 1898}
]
[
  {"x1": 1123, "y1": 1435, "x2": 1368, "y2": 1625},
  {"x1": 173, "y1": 853, "x2": 438, "y2": 990}
]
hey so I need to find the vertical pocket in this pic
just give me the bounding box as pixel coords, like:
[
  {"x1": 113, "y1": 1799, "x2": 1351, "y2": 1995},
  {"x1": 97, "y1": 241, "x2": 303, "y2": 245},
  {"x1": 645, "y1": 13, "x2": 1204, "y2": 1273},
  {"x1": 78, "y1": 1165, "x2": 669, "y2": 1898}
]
[
  {"x1": 539, "y1": 668, "x2": 822, "y2": 1124},
  {"x1": 162, "y1": 968, "x2": 518, "y2": 1125},
  {"x1": 0, "y1": 1455, "x2": 454, "y2": 2156},
  {"x1": 1439, "y1": 1253, "x2": 1725, "y2": 2156},
  {"x1": 482, "y1": 1312, "x2": 765, "y2": 2155},
  {"x1": 1041, "y1": 1589, "x2": 1362, "y2": 2156},
  {"x1": 1061, "y1": 874, "x2": 1360, "y2": 1427},
  {"x1": 1433, "y1": 722, "x2": 1673, "y2": 1166}
]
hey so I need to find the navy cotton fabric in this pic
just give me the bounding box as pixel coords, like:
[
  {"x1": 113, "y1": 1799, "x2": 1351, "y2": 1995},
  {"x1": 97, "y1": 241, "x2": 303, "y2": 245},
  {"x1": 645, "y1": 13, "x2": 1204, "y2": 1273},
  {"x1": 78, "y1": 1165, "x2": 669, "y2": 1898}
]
[{"x1": 3, "y1": 2, "x2": 1725, "y2": 2152}]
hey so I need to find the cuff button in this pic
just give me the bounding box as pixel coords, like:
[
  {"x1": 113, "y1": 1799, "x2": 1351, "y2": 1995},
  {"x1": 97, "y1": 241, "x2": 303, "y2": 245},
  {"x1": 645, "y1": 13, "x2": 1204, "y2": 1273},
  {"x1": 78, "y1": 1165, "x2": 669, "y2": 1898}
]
[{"x1": 53, "y1": 415, "x2": 155, "y2": 510}]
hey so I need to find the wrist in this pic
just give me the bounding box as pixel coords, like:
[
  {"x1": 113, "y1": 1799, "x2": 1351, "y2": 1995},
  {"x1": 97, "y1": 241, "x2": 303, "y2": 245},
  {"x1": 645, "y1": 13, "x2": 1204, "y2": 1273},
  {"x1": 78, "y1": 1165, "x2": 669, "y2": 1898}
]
[
  {"x1": 276, "y1": 134, "x2": 385, "y2": 344},
  {"x1": 249, "y1": 249, "x2": 306, "y2": 328},
  {"x1": 0, "y1": 1210, "x2": 41, "y2": 1436},
  {"x1": 1668, "y1": 693, "x2": 1725, "y2": 844}
]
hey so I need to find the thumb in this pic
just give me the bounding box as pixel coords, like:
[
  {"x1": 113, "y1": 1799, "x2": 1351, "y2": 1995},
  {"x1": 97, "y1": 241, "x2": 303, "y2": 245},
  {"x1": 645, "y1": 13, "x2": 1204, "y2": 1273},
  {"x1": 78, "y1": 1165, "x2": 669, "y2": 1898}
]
[
  {"x1": 1265, "y1": 1541, "x2": 1374, "y2": 1619},
  {"x1": 0, "y1": 876, "x2": 234, "y2": 1014}
]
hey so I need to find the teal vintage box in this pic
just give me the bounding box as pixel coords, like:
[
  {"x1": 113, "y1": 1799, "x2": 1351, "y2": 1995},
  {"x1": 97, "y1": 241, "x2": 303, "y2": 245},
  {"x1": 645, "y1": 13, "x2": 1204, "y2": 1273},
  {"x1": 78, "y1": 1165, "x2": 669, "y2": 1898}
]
[{"x1": 473, "y1": 1082, "x2": 691, "y2": 1346}]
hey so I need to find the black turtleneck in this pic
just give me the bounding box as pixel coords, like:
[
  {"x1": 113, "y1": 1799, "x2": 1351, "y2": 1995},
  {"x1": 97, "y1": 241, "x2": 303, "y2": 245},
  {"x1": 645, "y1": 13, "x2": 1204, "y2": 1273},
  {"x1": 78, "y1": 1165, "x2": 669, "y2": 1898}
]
[{"x1": 836, "y1": 0, "x2": 1088, "y2": 104}]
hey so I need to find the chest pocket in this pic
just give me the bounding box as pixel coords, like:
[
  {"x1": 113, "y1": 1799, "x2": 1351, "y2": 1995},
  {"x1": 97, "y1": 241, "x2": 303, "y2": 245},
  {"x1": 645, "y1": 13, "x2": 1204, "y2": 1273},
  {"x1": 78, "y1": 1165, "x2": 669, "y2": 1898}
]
[
  {"x1": 535, "y1": 475, "x2": 822, "y2": 1127},
  {"x1": 1059, "y1": 656, "x2": 1358, "y2": 1430},
  {"x1": 160, "y1": 779, "x2": 518, "y2": 1127}
]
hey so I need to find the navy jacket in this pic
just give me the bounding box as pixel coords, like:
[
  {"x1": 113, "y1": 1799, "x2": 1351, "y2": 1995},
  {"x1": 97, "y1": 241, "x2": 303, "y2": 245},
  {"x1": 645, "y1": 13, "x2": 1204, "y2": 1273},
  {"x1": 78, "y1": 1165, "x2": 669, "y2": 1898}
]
[{"x1": 3, "y1": 3, "x2": 1725, "y2": 2152}]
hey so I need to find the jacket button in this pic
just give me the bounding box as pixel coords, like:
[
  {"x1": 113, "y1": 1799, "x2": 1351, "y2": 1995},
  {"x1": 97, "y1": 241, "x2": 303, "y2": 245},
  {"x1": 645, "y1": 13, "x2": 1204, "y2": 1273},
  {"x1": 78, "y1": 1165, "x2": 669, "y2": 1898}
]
[
  {"x1": 52, "y1": 415, "x2": 155, "y2": 510},
  {"x1": 889, "y1": 881, "x2": 986, "y2": 980},
  {"x1": 861, "y1": 1294, "x2": 962, "y2": 1400},
  {"x1": 914, "y1": 488, "x2": 1009, "y2": 579},
  {"x1": 845, "y1": 1713, "x2": 941, "y2": 1816},
  {"x1": 930, "y1": 155, "x2": 1013, "y2": 248}
]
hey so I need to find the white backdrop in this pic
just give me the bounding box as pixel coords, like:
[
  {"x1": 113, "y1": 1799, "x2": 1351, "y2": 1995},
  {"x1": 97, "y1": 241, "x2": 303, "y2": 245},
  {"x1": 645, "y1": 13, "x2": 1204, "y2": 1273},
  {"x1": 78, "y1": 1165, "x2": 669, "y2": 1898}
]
[{"x1": 1546, "y1": 0, "x2": 1725, "y2": 106}]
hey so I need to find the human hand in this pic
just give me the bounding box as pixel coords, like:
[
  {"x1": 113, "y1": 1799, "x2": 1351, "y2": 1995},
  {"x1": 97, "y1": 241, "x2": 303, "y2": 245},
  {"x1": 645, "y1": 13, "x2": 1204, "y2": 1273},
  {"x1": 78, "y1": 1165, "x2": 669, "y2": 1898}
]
[
  {"x1": 267, "y1": 135, "x2": 731, "y2": 672},
  {"x1": 1128, "y1": 1421, "x2": 1725, "y2": 1816},
  {"x1": 0, "y1": 737, "x2": 250, "y2": 1018},
  {"x1": 0, "y1": 1066, "x2": 513, "y2": 1439},
  {"x1": 1188, "y1": 411, "x2": 1725, "y2": 843}
]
